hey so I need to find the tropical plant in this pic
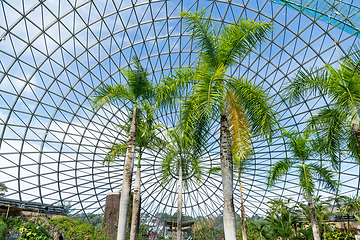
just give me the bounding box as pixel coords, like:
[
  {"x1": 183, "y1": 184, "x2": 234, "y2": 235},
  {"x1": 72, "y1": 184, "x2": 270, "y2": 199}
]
[
  {"x1": 283, "y1": 45, "x2": 360, "y2": 167},
  {"x1": 0, "y1": 183, "x2": 7, "y2": 197},
  {"x1": 156, "y1": 8, "x2": 276, "y2": 239},
  {"x1": 325, "y1": 226, "x2": 356, "y2": 240},
  {"x1": 297, "y1": 196, "x2": 334, "y2": 239},
  {"x1": 49, "y1": 216, "x2": 108, "y2": 240},
  {"x1": 160, "y1": 127, "x2": 202, "y2": 240},
  {"x1": 90, "y1": 56, "x2": 154, "y2": 240},
  {"x1": 267, "y1": 129, "x2": 339, "y2": 240},
  {"x1": 334, "y1": 195, "x2": 360, "y2": 238},
  {"x1": 105, "y1": 102, "x2": 164, "y2": 240},
  {"x1": 265, "y1": 198, "x2": 302, "y2": 240},
  {"x1": 246, "y1": 219, "x2": 270, "y2": 240},
  {"x1": 193, "y1": 217, "x2": 224, "y2": 240},
  {"x1": 0, "y1": 220, "x2": 7, "y2": 240},
  {"x1": 17, "y1": 218, "x2": 51, "y2": 240}
]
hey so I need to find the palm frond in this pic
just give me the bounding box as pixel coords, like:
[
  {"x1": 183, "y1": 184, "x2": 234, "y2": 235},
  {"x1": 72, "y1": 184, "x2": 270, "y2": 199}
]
[
  {"x1": 283, "y1": 68, "x2": 329, "y2": 105},
  {"x1": 297, "y1": 164, "x2": 315, "y2": 197},
  {"x1": 307, "y1": 107, "x2": 348, "y2": 170},
  {"x1": 121, "y1": 56, "x2": 154, "y2": 102},
  {"x1": 208, "y1": 167, "x2": 221, "y2": 175},
  {"x1": 160, "y1": 149, "x2": 178, "y2": 186},
  {"x1": 178, "y1": 96, "x2": 201, "y2": 137},
  {"x1": 281, "y1": 129, "x2": 314, "y2": 163},
  {"x1": 103, "y1": 141, "x2": 127, "y2": 166},
  {"x1": 136, "y1": 101, "x2": 166, "y2": 151},
  {"x1": 219, "y1": 19, "x2": 273, "y2": 67},
  {"x1": 180, "y1": 9, "x2": 218, "y2": 68},
  {"x1": 226, "y1": 88, "x2": 253, "y2": 159},
  {"x1": 156, "y1": 67, "x2": 195, "y2": 109},
  {"x1": 310, "y1": 163, "x2": 339, "y2": 193},
  {"x1": 160, "y1": 127, "x2": 203, "y2": 191},
  {"x1": 195, "y1": 64, "x2": 226, "y2": 118},
  {"x1": 228, "y1": 77, "x2": 278, "y2": 140},
  {"x1": 90, "y1": 83, "x2": 132, "y2": 111},
  {"x1": 267, "y1": 158, "x2": 295, "y2": 188},
  {"x1": 346, "y1": 126, "x2": 360, "y2": 164},
  {"x1": 327, "y1": 65, "x2": 360, "y2": 122}
]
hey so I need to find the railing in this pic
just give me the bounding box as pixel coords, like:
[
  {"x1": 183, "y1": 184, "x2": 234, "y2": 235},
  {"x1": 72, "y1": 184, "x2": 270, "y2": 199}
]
[{"x1": 0, "y1": 198, "x2": 66, "y2": 215}]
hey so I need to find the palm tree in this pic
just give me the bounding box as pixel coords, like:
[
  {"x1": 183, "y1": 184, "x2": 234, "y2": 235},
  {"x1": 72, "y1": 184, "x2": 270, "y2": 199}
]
[
  {"x1": 104, "y1": 102, "x2": 164, "y2": 240},
  {"x1": 90, "y1": 56, "x2": 154, "y2": 240},
  {"x1": 267, "y1": 129, "x2": 339, "y2": 240},
  {"x1": 283, "y1": 46, "x2": 360, "y2": 167},
  {"x1": 160, "y1": 127, "x2": 202, "y2": 240},
  {"x1": 336, "y1": 195, "x2": 360, "y2": 238},
  {"x1": 157, "y1": 9, "x2": 277, "y2": 239}
]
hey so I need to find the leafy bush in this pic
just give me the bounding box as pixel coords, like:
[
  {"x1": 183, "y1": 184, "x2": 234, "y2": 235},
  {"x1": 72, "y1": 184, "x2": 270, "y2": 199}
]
[
  {"x1": 325, "y1": 228, "x2": 355, "y2": 240},
  {"x1": 17, "y1": 218, "x2": 50, "y2": 240},
  {"x1": 0, "y1": 220, "x2": 7, "y2": 240},
  {"x1": 0, "y1": 214, "x2": 23, "y2": 239},
  {"x1": 0, "y1": 214, "x2": 22, "y2": 229},
  {"x1": 49, "y1": 216, "x2": 108, "y2": 240}
]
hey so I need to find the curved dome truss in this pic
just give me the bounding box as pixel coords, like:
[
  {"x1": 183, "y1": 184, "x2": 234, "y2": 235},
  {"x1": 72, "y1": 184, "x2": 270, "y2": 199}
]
[{"x1": 0, "y1": 0, "x2": 359, "y2": 222}]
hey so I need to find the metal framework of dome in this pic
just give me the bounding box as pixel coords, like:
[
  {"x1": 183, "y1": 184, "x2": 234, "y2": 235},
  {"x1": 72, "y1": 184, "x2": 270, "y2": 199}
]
[{"x1": 0, "y1": 0, "x2": 359, "y2": 223}]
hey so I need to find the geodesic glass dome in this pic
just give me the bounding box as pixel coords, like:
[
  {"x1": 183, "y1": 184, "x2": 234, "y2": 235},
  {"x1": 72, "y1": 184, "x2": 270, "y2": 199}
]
[{"x1": 1, "y1": 0, "x2": 360, "y2": 222}]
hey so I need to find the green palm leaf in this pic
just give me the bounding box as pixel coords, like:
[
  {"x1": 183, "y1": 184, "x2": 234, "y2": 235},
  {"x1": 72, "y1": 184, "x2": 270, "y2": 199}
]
[
  {"x1": 90, "y1": 83, "x2": 132, "y2": 111},
  {"x1": 180, "y1": 9, "x2": 218, "y2": 67},
  {"x1": 228, "y1": 77, "x2": 278, "y2": 139},
  {"x1": 267, "y1": 158, "x2": 295, "y2": 188},
  {"x1": 220, "y1": 18, "x2": 273, "y2": 67},
  {"x1": 310, "y1": 163, "x2": 339, "y2": 193}
]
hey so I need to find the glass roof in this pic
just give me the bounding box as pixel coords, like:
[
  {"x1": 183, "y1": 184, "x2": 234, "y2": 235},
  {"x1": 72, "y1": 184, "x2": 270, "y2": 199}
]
[{"x1": 0, "y1": 0, "x2": 359, "y2": 222}]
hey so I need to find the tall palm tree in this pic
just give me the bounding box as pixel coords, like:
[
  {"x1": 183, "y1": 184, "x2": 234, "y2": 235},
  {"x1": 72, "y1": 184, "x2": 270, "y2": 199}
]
[
  {"x1": 267, "y1": 129, "x2": 339, "y2": 240},
  {"x1": 160, "y1": 127, "x2": 202, "y2": 240},
  {"x1": 156, "y1": 9, "x2": 277, "y2": 239},
  {"x1": 283, "y1": 46, "x2": 360, "y2": 167},
  {"x1": 104, "y1": 102, "x2": 164, "y2": 240},
  {"x1": 90, "y1": 56, "x2": 154, "y2": 240}
]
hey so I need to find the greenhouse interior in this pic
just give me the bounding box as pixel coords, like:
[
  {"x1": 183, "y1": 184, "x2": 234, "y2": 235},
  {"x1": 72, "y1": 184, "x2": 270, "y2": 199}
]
[{"x1": 1, "y1": 0, "x2": 360, "y2": 239}]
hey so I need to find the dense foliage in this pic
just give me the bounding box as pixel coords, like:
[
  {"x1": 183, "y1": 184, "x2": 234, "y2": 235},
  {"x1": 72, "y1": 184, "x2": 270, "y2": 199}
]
[
  {"x1": 0, "y1": 214, "x2": 109, "y2": 240},
  {"x1": 230, "y1": 197, "x2": 360, "y2": 240}
]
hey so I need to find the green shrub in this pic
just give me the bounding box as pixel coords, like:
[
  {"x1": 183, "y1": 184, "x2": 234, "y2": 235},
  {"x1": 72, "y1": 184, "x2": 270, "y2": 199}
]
[
  {"x1": 17, "y1": 218, "x2": 50, "y2": 240},
  {"x1": 0, "y1": 214, "x2": 22, "y2": 229},
  {"x1": 49, "y1": 216, "x2": 108, "y2": 240},
  {"x1": 325, "y1": 229, "x2": 355, "y2": 240},
  {"x1": 0, "y1": 214, "x2": 23, "y2": 239},
  {"x1": 0, "y1": 220, "x2": 7, "y2": 240}
]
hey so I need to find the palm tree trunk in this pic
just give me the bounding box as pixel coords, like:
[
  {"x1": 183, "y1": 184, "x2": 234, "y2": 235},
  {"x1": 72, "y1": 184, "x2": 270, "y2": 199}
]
[
  {"x1": 335, "y1": 198, "x2": 347, "y2": 233},
  {"x1": 346, "y1": 214, "x2": 351, "y2": 239},
  {"x1": 129, "y1": 152, "x2": 142, "y2": 240},
  {"x1": 220, "y1": 114, "x2": 237, "y2": 239},
  {"x1": 117, "y1": 104, "x2": 137, "y2": 240},
  {"x1": 177, "y1": 165, "x2": 182, "y2": 240},
  {"x1": 239, "y1": 178, "x2": 247, "y2": 240},
  {"x1": 307, "y1": 194, "x2": 321, "y2": 240}
]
